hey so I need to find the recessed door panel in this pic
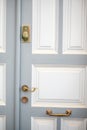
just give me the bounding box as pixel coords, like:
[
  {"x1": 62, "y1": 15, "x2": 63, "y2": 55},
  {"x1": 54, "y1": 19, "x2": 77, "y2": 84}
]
[
  {"x1": 32, "y1": 0, "x2": 59, "y2": 54},
  {"x1": 31, "y1": 117, "x2": 57, "y2": 130},
  {"x1": 63, "y1": 0, "x2": 87, "y2": 54},
  {"x1": 0, "y1": 64, "x2": 6, "y2": 105},
  {"x1": 0, "y1": 116, "x2": 6, "y2": 130},
  {"x1": 32, "y1": 65, "x2": 87, "y2": 107},
  {"x1": 0, "y1": 0, "x2": 6, "y2": 53},
  {"x1": 61, "y1": 118, "x2": 87, "y2": 130}
]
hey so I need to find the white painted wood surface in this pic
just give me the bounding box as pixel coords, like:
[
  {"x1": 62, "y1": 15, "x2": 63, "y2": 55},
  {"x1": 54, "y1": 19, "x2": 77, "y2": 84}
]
[
  {"x1": 31, "y1": 117, "x2": 57, "y2": 130},
  {"x1": 0, "y1": 64, "x2": 6, "y2": 105},
  {"x1": 61, "y1": 118, "x2": 87, "y2": 130},
  {"x1": 0, "y1": 0, "x2": 6, "y2": 52},
  {"x1": 32, "y1": 0, "x2": 59, "y2": 54},
  {"x1": 32, "y1": 65, "x2": 87, "y2": 108},
  {"x1": 0, "y1": 116, "x2": 6, "y2": 130},
  {"x1": 63, "y1": 0, "x2": 87, "y2": 54}
]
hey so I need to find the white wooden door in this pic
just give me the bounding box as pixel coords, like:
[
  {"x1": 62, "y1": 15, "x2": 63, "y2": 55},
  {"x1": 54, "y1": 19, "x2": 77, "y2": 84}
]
[
  {"x1": 0, "y1": 0, "x2": 16, "y2": 129},
  {"x1": 20, "y1": 0, "x2": 87, "y2": 130}
]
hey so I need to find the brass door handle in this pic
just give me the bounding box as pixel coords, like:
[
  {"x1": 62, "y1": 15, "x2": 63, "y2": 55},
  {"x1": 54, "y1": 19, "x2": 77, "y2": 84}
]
[
  {"x1": 22, "y1": 85, "x2": 36, "y2": 92},
  {"x1": 46, "y1": 109, "x2": 72, "y2": 117}
]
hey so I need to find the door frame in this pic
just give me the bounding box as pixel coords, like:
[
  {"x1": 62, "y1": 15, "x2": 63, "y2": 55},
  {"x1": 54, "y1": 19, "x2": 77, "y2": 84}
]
[{"x1": 15, "y1": 0, "x2": 21, "y2": 130}]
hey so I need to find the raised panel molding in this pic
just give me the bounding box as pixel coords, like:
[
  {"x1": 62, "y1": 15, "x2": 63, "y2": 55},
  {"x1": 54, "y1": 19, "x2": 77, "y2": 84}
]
[
  {"x1": 0, "y1": 0, "x2": 6, "y2": 52},
  {"x1": 0, "y1": 116, "x2": 6, "y2": 130},
  {"x1": 31, "y1": 117, "x2": 57, "y2": 130},
  {"x1": 32, "y1": 0, "x2": 59, "y2": 54},
  {"x1": 61, "y1": 118, "x2": 87, "y2": 130},
  {"x1": 0, "y1": 64, "x2": 6, "y2": 105},
  {"x1": 32, "y1": 65, "x2": 87, "y2": 108},
  {"x1": 63, "y1": 0, "x2": 87, "y2": 54}
]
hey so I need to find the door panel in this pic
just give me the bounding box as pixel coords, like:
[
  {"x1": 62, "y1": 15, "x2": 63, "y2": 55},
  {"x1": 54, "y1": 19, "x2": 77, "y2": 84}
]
[
  {"x1": 0, "y1": 64, "x2": 6, "y2": 105},
  {"x1": 20, "y1": 0, "x2": 87, "y2": 130},
  {"x1": 31, "y1": 117, "x2": 57, "y2": 130},
  {"x1": 32, "y1": 65, "x2": 87, "y2": 108},
  {"x1": 0, "y1": 0, "x2": 6, "y2": 53},
  {"x1": 61, "y1": 118, "x2": 87, "y2": 130},
  {"x1": 0, "y1": 116, "x2": 6, "y2": 130},
  {"x1": 32, "y1": 0, "x2": 59, "y2": 54},
  {"x1": 0, "y1": 0, "x2": 15, "y2": 129},
  {"x1": 63, "y1": 0, "x2": 87, "y2": 54}
]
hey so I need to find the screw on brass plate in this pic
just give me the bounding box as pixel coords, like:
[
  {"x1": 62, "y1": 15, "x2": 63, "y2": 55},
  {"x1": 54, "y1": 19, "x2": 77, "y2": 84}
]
[{"x1": 22, "y1": 25, "x2": 30, "y2": 43}]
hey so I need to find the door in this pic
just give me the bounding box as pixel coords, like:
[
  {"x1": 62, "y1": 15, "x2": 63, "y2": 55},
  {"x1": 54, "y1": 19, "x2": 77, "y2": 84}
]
[
  {"x1": 20, "y1": 0, "x2": 87, "y2": 130},
  {"x1": 0, "y1": 0, "x2": 15, "y2": 129}
]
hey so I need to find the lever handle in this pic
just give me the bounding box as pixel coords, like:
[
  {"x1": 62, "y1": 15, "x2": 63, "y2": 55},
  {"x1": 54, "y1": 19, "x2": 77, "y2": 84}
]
[
  {"x1": 22, "y1": 85, "x2": 36, "y2": 92},
  {"x1": 46, "y1": 109, "x2": 72, "y2": 117}
]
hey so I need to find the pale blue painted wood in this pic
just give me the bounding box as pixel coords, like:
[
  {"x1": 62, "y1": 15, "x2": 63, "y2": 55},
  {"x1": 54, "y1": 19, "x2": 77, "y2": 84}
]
[
  {"x1": 6, "y1": 0, "x2": 16, "y2": 129},
  {"x1": 20, "y1": 0, "x2": 32, "y2": 129},
  {"x1": 0, "y1": 0, "x2": 16, "y2": 129},
  {"x1": 15, "y1": 0, "x2": 21, "y2": 129}
]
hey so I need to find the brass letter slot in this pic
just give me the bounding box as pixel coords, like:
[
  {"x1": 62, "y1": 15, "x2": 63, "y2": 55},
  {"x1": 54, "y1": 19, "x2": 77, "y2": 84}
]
[{"x1": 22, "y1": 25, "x2": 30, "y2": 43}]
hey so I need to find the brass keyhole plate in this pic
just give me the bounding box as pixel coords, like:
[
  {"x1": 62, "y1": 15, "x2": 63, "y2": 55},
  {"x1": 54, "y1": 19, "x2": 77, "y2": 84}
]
[{"x1": 22, "y1": 25, "x2": 30, "y2": 43}]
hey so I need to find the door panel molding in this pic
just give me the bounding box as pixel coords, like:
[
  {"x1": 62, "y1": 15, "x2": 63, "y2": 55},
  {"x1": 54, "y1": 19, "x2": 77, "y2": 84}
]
[
  {"x1": 32, "y1": 65, "x2": 87, "y2": 108},
  {"x1": 0, "y1": 0, "x2": 6, "y2": 53},
  {"x1": 32, "y1": 0, "x2": 59, "y2": 54},
  {"x1": 31, "y1": 117, "x2": 57, "y2": 130},
  {"x1": 0, "y1": 116, "x2": 6, "y2": 130},
  {"x1": 0, "y1": 64, "x2": 6, "y2": 105},
  {"x1": 61, "y1": 118, "x2": 87, "y2": 130},
  {"x1": 63, "y1": 0, "x2": 87, "y2": 54}
]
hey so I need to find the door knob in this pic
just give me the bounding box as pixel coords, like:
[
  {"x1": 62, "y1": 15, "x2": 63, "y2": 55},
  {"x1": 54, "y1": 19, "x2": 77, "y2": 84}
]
[
  {"x1": 21, "y1": 97, "x2": 28, "y2": 103},
  {"x1": 22, "y1": 85, "x2": 36, "y2": 92}
]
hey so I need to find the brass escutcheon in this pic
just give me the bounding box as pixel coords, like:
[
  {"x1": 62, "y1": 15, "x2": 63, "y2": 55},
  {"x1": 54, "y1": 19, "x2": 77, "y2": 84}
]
[
  {"x1": 21, "y1": 97, "x2": 28, "y2": 103},
  {"x1": 22, "y1": 25, "x2": 30, "y2": 43}
]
